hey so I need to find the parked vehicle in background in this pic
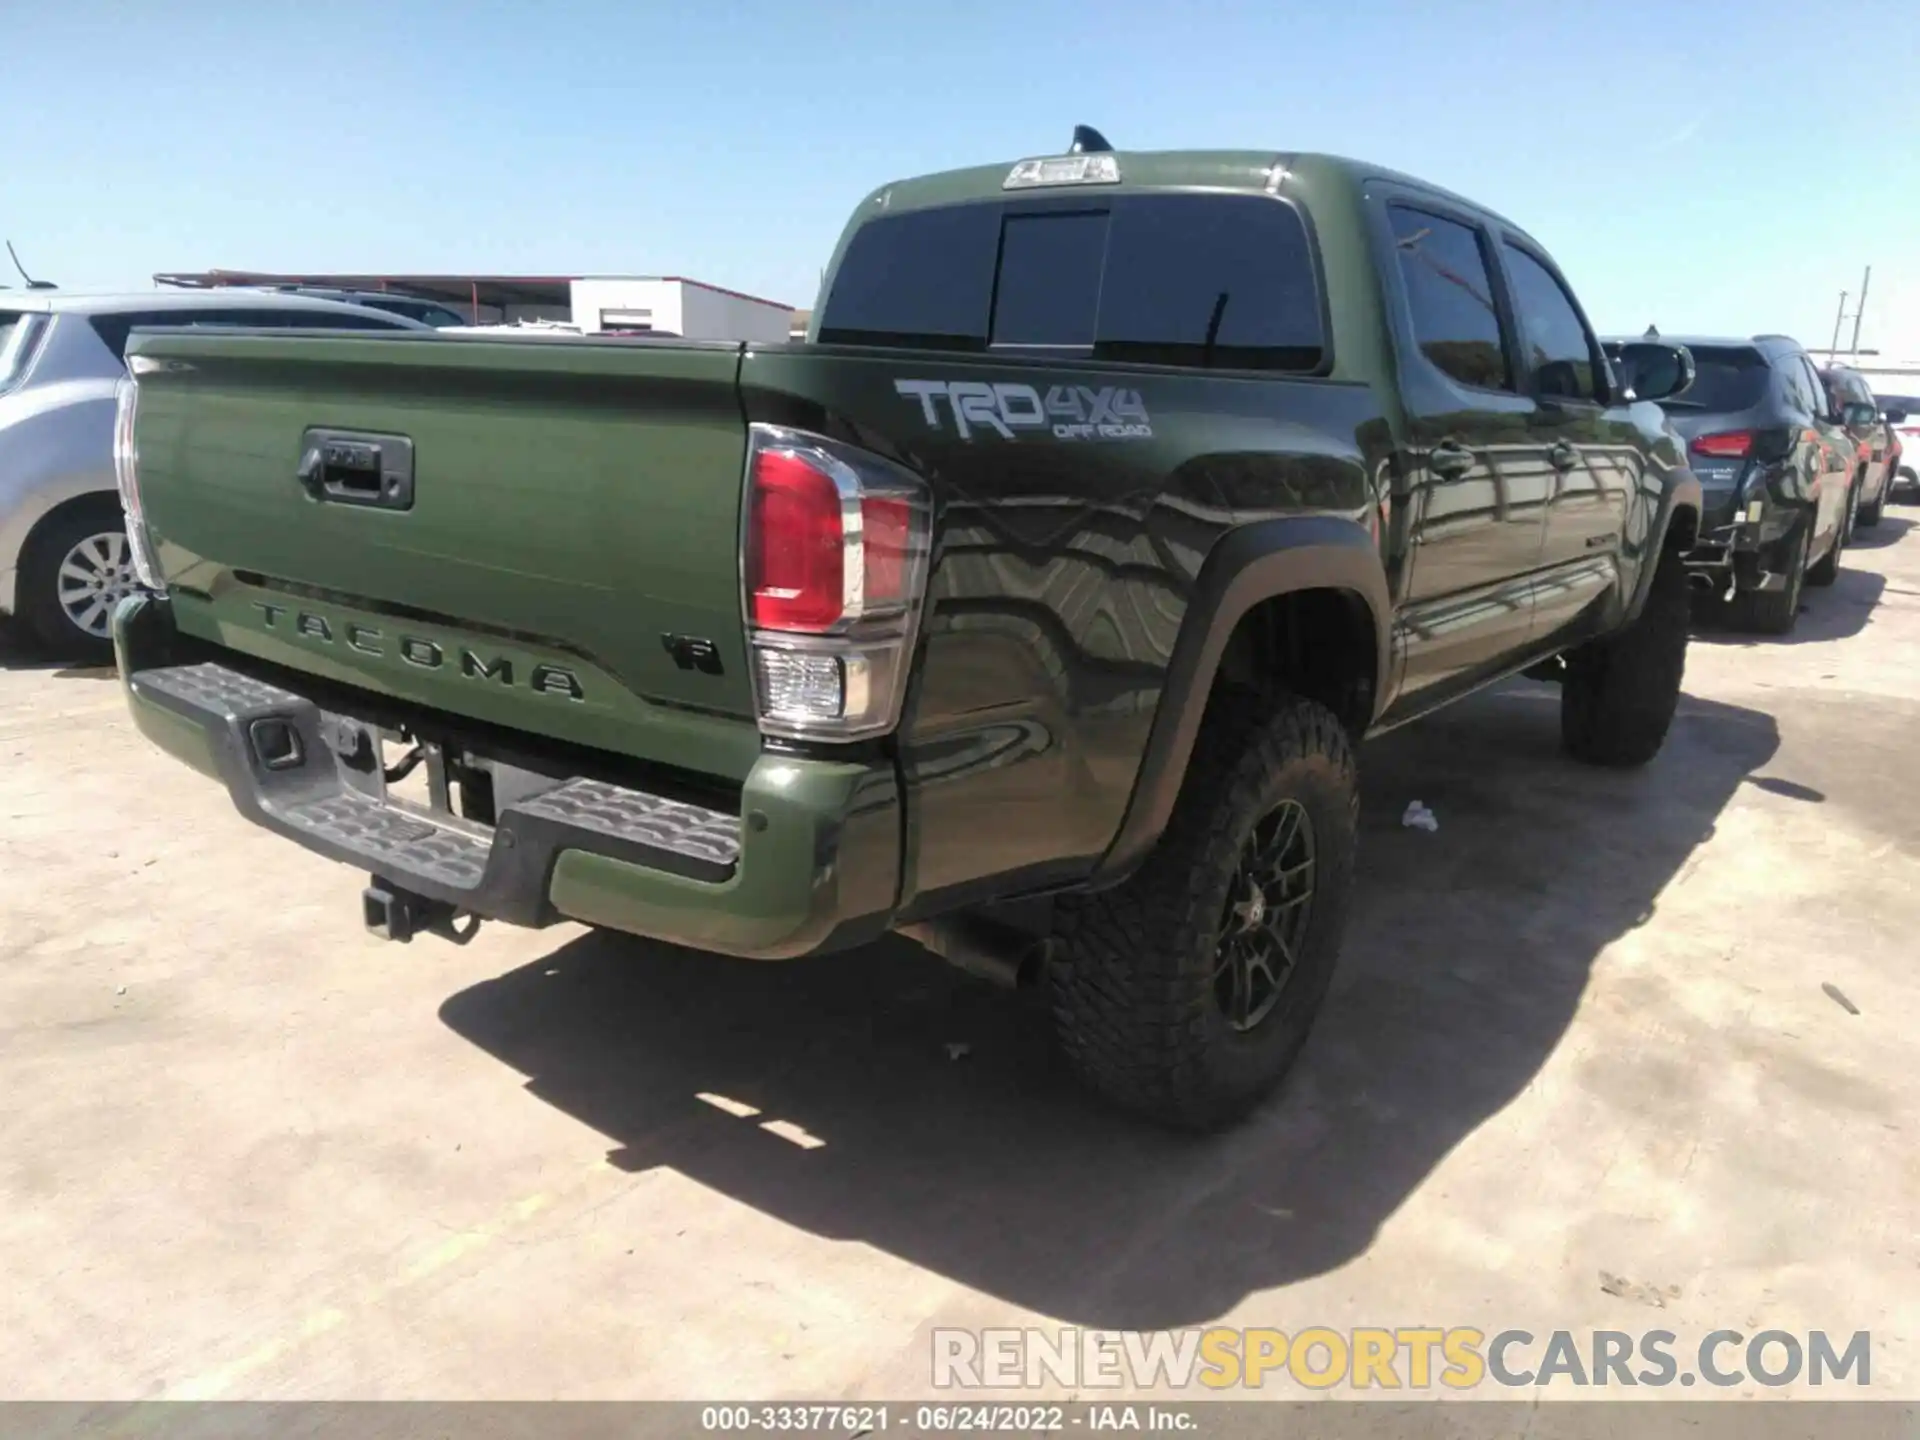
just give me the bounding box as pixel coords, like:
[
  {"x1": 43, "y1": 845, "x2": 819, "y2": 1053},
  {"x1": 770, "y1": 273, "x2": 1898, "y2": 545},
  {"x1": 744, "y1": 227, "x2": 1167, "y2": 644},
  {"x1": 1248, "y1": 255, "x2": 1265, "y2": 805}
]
[
  {"x1": 1608, "y1": 334, "x2": 1857, "y2": 633},
  {"x1": 1885, "y1": 401, "x2": 1916, "y2": 500},
  {"x1": 0, "y1": 292, "x2": 425, "y2": 661},
  {"x1": 1848, "y1": 365, "x2": 1920, "y2": 502},
  {"x1": 111, "y1": 138, "x2": 1702, "y2": 1130},
  {"x1": 261, "y1": 286, "x2": 471, "y2": 329},
  {"x1": 1821, "y1": 363, "x2": 1898, "y2": 527}
]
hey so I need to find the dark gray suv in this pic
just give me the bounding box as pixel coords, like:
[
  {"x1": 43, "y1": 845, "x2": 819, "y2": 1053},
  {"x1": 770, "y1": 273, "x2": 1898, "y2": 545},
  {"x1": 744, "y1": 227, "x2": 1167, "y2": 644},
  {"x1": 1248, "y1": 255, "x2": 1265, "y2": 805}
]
[{"x1": 1607, "y1": 333, "x2": 1859, "y2": 635}]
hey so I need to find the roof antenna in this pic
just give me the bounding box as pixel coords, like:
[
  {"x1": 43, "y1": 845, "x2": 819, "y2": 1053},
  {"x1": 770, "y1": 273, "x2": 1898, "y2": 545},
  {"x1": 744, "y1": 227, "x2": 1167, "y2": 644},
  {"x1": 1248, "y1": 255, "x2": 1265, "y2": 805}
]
[
  {"x1": 1069, "y1": 125, "x2": 1113, "y2": 154},
  {"x1": 7, "y1": 241, "x2": 55, "y2": 290}
]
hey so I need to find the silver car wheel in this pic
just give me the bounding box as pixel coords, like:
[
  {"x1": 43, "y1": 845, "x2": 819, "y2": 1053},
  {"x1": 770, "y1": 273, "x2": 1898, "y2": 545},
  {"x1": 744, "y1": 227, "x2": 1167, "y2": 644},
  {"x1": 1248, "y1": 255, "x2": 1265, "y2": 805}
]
[{"x1": 55, "y1": 530, "x2": 138, "y2": 640}]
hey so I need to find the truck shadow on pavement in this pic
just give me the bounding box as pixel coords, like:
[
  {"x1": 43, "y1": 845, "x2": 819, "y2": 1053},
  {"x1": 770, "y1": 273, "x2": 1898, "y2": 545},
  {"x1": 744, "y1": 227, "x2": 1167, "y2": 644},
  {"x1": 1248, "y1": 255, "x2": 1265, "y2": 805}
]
[{"x1": 439, "y1": 682, "x2": 1779, "y2": 1330}]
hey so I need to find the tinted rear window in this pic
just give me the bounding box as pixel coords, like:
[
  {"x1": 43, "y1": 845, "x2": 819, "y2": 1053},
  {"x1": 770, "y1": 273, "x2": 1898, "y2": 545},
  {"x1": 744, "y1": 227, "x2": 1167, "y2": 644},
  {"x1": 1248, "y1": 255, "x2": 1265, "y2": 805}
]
[
  {"x1": 1662, "y1": 346, "x2": 1769, "y2": 412},
  {"x1": 994, "y1": 212, "x2": 1105, "y2": 348},
  {"x1": 818, "y1": 193, "x2": 1324, "y2": 371}
]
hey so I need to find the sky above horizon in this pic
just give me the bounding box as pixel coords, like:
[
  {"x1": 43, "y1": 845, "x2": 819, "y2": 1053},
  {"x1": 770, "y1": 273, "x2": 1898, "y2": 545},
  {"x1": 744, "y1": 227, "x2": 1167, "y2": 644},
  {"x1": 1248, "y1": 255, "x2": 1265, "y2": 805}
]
[{"x1": 7, "y1": 0, "x2": 1918, "y2": 355}]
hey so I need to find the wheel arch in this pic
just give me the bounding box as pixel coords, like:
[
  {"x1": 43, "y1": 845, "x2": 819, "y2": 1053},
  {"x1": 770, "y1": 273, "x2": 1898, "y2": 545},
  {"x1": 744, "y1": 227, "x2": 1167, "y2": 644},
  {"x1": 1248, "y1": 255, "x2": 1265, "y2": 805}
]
[
  {"x1": 1092, "y1": 515, "x2": 1389, "y2": 887},
  {"x1": 3, "y1": 483, "x2": 121, "y2": 616},
  {"x1": 13, "y1": 489, "x2": 130, "y2": 643},
  {"x1": 1618, "y1": 471, "x2": 1703, "y2": 628}
]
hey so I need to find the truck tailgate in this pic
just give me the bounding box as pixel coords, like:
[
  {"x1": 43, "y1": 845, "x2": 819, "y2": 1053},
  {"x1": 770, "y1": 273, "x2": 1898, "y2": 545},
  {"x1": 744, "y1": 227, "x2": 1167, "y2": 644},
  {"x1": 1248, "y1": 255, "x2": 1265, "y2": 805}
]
[{"x1": 128, "y1": 330, "x2": 761, "y2": 778}]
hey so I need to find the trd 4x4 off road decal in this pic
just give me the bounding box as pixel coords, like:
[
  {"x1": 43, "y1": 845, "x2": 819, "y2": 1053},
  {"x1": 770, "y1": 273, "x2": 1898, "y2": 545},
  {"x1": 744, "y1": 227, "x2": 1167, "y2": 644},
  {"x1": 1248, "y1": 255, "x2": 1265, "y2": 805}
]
[{"x1": 894, "y1": 379, "x2": 1153, "y2": 442}]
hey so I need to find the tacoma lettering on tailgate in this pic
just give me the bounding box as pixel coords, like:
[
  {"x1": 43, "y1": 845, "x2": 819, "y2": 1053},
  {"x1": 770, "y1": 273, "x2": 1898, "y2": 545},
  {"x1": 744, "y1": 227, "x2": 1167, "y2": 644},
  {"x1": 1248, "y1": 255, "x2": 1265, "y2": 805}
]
[{"x1": 252, "y1": 602, "x2": 585, "y2": 700}]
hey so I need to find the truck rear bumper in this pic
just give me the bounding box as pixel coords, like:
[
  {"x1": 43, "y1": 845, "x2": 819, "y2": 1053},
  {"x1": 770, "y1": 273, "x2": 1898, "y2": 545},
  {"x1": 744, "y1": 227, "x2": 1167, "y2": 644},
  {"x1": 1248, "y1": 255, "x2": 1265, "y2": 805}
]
[{"x1": 114, "y1": 594, "x2": 900, "y2": 959}]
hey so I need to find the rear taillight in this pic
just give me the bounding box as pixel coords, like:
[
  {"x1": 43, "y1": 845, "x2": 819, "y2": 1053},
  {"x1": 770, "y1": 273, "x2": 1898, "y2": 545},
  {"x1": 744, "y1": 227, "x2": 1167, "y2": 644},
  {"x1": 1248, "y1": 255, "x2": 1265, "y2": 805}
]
[
  {"x1": 742, "y1": 424, "x2": 931, "y2": 741},
  {"x1": 112, "y1": 376, "x2": 162, "y2": 591},
  {"x1": 1690, "y1": 430, "x2": 1753, "y2": 459}
]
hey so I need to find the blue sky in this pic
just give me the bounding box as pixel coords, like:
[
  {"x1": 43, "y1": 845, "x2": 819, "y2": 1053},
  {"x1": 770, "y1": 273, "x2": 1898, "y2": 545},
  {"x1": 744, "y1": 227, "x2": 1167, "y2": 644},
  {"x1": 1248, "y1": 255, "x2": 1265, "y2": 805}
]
[{"x1": 7, "y1": 0, "x2": 1917, "y2": 353}]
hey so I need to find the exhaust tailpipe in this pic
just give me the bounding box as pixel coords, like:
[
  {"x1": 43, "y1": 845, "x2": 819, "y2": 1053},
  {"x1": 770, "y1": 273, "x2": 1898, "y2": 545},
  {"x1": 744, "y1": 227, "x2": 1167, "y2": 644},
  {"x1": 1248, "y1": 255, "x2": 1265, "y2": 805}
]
[{"x1": 897, "y1": 914, "x2": 1054, "y2": 989}]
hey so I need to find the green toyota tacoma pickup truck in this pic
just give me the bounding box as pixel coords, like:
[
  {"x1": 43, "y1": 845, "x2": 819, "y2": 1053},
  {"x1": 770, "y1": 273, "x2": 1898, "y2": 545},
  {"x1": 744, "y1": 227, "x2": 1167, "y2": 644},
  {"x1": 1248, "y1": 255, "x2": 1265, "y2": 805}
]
[{"x1": 111, "y1": 131, "x2": 1702, "y2": 1129}]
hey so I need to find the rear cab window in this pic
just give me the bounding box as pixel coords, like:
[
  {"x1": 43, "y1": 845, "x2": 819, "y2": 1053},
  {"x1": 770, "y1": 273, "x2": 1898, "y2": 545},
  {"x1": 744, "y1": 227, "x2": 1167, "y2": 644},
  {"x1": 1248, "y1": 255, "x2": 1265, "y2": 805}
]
[{"x1": 817, "y1": 192, "x2": 1326, "y2": 372}]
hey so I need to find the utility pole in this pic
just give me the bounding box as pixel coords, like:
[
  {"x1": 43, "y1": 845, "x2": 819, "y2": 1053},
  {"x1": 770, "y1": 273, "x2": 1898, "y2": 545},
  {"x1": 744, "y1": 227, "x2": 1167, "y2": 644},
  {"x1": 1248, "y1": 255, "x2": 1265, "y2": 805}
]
[
  {"x1": 1830, "y1": 290, "x2": 1849, "y2": 355},
  {"x1": 1848, "y1": 265, "x2": 1871, "y2": 354}
]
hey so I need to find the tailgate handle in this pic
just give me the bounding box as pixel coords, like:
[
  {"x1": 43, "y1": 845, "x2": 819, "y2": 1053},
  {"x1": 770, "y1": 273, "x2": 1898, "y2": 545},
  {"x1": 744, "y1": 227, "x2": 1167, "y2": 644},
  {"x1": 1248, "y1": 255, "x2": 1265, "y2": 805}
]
[{"x1": 297, "y1": 430, "x2": 415, "y2": 510}]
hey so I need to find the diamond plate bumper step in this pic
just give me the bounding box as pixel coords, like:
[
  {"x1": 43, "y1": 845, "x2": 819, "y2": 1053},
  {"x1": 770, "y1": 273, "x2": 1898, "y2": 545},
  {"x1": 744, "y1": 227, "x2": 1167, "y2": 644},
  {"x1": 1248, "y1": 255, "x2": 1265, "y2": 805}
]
[{"x1": 130, "y1": 661, "x2": 741, "y2": 927}]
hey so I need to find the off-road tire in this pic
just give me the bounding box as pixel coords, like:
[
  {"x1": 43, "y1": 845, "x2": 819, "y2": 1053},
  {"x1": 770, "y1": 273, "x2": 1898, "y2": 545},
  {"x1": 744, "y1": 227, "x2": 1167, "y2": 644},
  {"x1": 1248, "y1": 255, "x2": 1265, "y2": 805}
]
[
  {"x1": 17, "y1": 497, "x2": 130, "y2": 665},
  {"x1": 1730, "y1": 521, "x2": 1807, "y2": 635},
  {"x1": 1049, "y1": 692, "x2": 1358, "y2": 1132},
  {"x1": 1806, "y1": 486, "x2": 1853, "y2": 587},
  {"x1": 1561, "y1": 546, "x2": 1689, "y2": 767}
]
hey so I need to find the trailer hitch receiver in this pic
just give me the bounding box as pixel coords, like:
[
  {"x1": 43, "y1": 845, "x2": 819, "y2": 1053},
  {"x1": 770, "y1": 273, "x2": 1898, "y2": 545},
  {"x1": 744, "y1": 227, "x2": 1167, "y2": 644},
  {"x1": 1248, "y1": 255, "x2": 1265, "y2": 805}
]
[{"x1": 362, "y1": 879, "x2": 474, "y2": 944}]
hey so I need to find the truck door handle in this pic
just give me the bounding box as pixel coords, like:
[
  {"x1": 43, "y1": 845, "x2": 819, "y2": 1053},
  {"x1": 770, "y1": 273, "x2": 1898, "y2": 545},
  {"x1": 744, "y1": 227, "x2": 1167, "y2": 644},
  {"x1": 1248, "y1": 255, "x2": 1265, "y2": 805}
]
[
  {"x1": 1429, "y1": 442, "x2": 1474, "y2": 481},
  {"x1": 1548, "y1": 441, "x2": 1580, "y2": 472}
]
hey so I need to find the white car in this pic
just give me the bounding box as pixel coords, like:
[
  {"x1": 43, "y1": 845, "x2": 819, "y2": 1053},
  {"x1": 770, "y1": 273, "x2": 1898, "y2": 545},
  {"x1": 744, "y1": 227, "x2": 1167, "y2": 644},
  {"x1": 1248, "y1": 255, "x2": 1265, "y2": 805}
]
[{"x1": 0, "y1": 291, "x2": 424, "y2": 660}]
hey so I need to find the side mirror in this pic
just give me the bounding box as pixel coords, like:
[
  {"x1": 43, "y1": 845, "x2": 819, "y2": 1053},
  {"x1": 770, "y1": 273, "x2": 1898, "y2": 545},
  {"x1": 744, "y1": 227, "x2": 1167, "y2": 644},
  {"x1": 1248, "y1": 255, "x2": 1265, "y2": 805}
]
[
  {"x1": 1609, "y1": 341, "x2": 1694, "y2": 403},
  {"x1": 1844, "y1": 402, "x2": 1878, "y2": 428}
]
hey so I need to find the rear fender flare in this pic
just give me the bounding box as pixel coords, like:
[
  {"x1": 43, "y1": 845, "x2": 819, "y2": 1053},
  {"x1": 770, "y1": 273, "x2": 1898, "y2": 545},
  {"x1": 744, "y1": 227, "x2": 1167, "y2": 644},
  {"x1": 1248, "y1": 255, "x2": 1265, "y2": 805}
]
[
  {"x1": 1092, "y1": 515, "x2": 1390, "y2": 886},
  {"x1": 1621, "y1": 470, "x2": 1702, "y2": 626}
]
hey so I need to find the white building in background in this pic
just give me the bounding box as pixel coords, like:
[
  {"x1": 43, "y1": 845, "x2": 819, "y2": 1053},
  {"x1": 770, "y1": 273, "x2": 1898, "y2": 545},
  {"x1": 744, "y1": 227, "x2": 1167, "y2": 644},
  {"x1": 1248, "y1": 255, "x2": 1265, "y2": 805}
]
[
  {"x1": 569, "y1": 277, "x2": 792, "y2": 341},
  {"x1": 153, "y1": 270, "x2": 801, "y2": 339}
]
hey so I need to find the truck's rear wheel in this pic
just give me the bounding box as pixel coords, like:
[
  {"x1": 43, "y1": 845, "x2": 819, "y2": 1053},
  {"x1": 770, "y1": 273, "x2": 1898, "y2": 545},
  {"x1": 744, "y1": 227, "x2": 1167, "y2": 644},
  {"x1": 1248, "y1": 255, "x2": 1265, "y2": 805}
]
[
  {"x1": 1049, "y1": 693, "x2": 1357, "y2": 1131},
  {"x1": 1560, "y1": 546, "x2": 1689, "y2": 767}
]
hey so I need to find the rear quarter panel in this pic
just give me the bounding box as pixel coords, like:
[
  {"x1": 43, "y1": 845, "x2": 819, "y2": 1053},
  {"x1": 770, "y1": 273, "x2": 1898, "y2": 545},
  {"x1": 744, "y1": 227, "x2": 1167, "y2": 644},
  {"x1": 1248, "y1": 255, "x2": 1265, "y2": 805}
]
[
  {"x1": 742, "y1": 345, "x2": 1392, "y2": 912},
  {"x1": 0, "y1": 381, "x2": 119, "y2": 610}
]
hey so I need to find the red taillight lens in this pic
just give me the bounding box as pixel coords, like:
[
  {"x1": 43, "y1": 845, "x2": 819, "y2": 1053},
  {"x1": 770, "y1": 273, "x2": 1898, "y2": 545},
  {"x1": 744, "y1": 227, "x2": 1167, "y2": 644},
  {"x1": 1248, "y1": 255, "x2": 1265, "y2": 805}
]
[
  {"x1": 740, "y1": 425, "x2": 932, "y2": 742},
  {"x1": 747, "y1": 448, "x2": 847, "y2": 633},
  {"x1": 1690, "y1": 431, "x2": 1753, "y2": 458},
  {"x1": 861, "y1": 495, "x2": 910, "y2": 608}
]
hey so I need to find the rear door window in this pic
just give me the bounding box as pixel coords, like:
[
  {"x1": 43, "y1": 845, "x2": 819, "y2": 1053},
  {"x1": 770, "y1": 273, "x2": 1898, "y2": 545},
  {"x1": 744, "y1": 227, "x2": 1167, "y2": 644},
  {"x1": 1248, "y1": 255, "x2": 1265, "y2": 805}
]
[
  {"x1": 1388, "y1": 207, "x2": 1512, "y2": 392},
  {"x1": 1500, "y1": 243, "x2": 1599, "y2": 402},
  {"x1": 818, "y1": 193, "x2": 1325, "y2": 371}
]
